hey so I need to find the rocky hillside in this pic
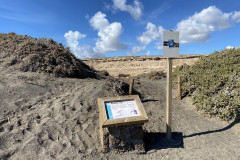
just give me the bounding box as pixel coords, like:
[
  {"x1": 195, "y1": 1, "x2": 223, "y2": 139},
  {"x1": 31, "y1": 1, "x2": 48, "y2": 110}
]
[{"x1": 0, "y1": 32, "x2": 96, "y2": 78}]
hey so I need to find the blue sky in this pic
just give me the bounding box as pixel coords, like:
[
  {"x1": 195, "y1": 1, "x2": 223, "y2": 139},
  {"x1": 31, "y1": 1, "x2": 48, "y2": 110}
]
[{"x1": 1, "y1": 0, "x2": 240, "y2": 59}]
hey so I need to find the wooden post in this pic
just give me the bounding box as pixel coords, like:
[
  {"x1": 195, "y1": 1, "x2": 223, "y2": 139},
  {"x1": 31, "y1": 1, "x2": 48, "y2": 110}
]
[
  {"x1": 166, "y1": 58, "x2": 172, "y2": 139},
  {"x1": 7, "y1": 116, "x2": 11, "y2": 124},
  {"x1": 129, "y1": 78, "x2": 134, "y2": 95},
  {"x1": 177, "y1": 76, "x2": 181, "y2": 101}
]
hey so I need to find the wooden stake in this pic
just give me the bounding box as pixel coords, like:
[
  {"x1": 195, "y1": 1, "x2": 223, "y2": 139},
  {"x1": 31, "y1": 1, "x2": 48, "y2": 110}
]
[
  {"x1": 166, "y1": 58, "x2": 172, "y2": 139},
  {"x1": 7, "y1": 116, "x2": 10, "y2": 124},
  {"x1": 177, "y1": 76, "x2": 181, "y2": 101},
  {"x1": 129, "y1": 78, "x2": 134, "y2": 95}
]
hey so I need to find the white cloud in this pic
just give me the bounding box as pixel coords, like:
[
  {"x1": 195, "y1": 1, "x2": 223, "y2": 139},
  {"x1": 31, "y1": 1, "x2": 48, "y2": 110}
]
[
  {"x1": 232, "y1": 11, "x2": 240, "y2": 22},
  {"x1": 137, "y1": 22, "x2": 164, "y2": 45},
  {"x1": 146, "y1": 2, "x2": 171, "y2": 21},
  {"x1": 177, "y1": 6, "x2": 240, "y2": 43},
  {"x1": 112, "y1": 0, "x2": 143, "y2": 20},
  {"x1": 72, "y1": 45, "x2": 103, "y2": 59},
  {"x1": 226, "y1": 46, "x2": 234, "y2": 49},
  {"x1": 146, "y1": 51, "x2": 150, "y2": 56},
  {"x1": 226, "y1": 46, "x2": 240, "y2": 49},
  {"x1": 127, "y1": 22, "x2": 164, "y2": 56},
  {"x1": 64, "y1": 12, "x2": 127, "y2": 58},
  {"x1": 132, "y1": 45, "x2": 146, "y2": 52},
  {"x1": 90, "y1": 11, "x2": 127, "y2": 53},
  {"x1": 64, "y1": 31, "x2": 103, "y2": 59},
  {"x1": 126, "y1": 45, "x2": 146, "y2": 56},
  {"x1": 64, "y1": 31, "x2": 86, "y2": 48},
  {"x1": 155, "y1": 42, "x2": 163, "y2": 50},
  {"x1": 89, "y1": 12, "x2": 109, "y2": 30}
]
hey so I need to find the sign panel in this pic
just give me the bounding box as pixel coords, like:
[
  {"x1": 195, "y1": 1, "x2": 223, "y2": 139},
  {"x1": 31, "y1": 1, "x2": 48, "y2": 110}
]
[
  {"x1": 163, "y1": 31, "x2": 179, "y2": 58},
  {"x1": 105, "y1": 100, "x2": 139, "y2": 119},
  {"x1": 98, "y1": 95, "x2": 149, "y2": 128}
]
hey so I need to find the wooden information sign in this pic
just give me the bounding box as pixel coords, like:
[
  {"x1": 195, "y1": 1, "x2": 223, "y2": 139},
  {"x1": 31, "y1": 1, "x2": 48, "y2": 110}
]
[
  {"x1": 98, "y1": 95, "x2": 148, "y2": 128},
  {"x1": 98, "y1": 95, "x2": 148, "y2": 152}
]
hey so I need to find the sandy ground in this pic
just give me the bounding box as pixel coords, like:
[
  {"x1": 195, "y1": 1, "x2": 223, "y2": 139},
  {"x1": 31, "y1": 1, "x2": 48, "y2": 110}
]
[{"x1": 0, "y1": 66, "x2": 240, "y2": 160}]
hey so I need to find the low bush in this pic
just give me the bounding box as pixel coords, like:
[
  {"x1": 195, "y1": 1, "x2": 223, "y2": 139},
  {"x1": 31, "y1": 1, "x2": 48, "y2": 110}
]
[
  {"x1": 135, "y1": 70, "x2": 166, "y2": 80},
  {"x1": 173, "y1": 48, "x2": 240, "y2": 121}
]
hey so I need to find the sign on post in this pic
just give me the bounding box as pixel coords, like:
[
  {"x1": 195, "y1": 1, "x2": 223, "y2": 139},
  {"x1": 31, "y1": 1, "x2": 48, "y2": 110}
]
[
  {"x1": 163, "y1": 30, "x2": 179, "y2": 139},
  {"x1": 163, "y1": 31, "x2": 179, "y2": 58}
]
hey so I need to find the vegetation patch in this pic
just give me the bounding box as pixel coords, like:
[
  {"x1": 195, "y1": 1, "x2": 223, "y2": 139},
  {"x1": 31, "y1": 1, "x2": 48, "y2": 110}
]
[
  {"x1": 173, "y1": 48, "x2": 240, "y2": 121},
  {"x1": 135, "y1": 71, "x2": 166, "y2": 80},
  {"x1": 0, "y1": 32, "x2": 97, "y2": 78}
]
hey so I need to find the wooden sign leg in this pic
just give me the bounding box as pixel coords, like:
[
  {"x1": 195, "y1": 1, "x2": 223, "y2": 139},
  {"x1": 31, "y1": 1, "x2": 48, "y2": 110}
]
[
  {"x1": 129, "y1": 78, "x2": 134, "y2": 95},
  {"x1": 166, "y1": 58, "x2": 172, "y2": 139}
]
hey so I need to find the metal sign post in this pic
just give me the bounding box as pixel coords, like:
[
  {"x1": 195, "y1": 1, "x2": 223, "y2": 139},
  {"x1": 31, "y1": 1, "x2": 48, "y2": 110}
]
[{"x1": 163, "y1": 30, "x2": 179, "y2": 139}]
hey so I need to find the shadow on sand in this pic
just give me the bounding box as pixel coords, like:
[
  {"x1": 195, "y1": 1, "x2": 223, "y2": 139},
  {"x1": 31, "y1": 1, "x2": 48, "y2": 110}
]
[
  {"x1": 142, "y1": 99, "x2": 159, "y2": 103},
  {"x1": 144, "y1": 114, "x2": 240, "y2": 151},
  {"x1": 144, "y1": 132, "x2": 184, "y2": 151},
  {"x1": 183, "y1": 114, "x2": 240, "y2": 138}
]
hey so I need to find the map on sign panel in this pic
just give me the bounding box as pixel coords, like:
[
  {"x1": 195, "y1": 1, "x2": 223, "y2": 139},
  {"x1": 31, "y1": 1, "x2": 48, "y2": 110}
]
[{"x1": 105, "y1": 100, "x2": 140, "y2": 119}]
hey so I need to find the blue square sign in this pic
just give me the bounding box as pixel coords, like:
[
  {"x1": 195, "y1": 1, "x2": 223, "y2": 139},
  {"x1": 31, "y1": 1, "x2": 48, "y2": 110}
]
[{"x1": 168, "y1": 39, "x2": 175, "y2": 48}]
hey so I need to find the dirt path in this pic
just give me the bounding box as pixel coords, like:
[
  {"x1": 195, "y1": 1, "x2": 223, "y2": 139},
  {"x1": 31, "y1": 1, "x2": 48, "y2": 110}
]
[
  {"x1": 0, "y1": 68, "x2": 240, "y2": 160},
  {"x1": 125, "y1": 79, "x2": 240, "y2": 160}
]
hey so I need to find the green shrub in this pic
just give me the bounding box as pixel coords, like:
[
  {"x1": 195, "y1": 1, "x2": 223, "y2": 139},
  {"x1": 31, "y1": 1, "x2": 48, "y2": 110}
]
[
  {"x1": 173, "y1": 48, "x2": 240, "y2": 121},
  {"x1": 135, "y1": 70, "x2": 166, "y2": 80}
]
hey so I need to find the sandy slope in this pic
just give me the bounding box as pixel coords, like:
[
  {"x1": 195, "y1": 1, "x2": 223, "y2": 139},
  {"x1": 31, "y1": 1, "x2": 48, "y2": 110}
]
[{"x1": 0, "y1": 67, "x2": 240, "y2": 160}]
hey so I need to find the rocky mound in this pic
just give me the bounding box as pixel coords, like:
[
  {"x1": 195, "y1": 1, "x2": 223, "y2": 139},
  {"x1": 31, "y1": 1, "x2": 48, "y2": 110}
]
[
  {"x1": 0, "y1": 32, "x2": 96, "y2": 78},
  {"x1": 173, "y1": 48, "x2": 240, "y2": 121}
]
